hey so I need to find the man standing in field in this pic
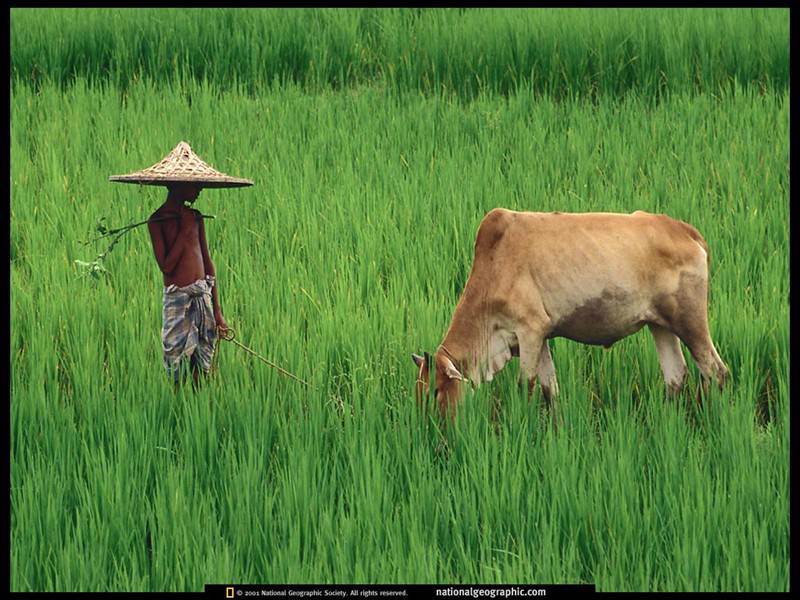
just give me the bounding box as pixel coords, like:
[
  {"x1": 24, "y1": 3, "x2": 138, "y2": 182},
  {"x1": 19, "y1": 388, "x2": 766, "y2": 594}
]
[
  {"x1": 148, "y1": 183, "x2": 227, "y2": 385},
  {"x1": 109, "y1": 141, "x2": 253, "y2": 385}
]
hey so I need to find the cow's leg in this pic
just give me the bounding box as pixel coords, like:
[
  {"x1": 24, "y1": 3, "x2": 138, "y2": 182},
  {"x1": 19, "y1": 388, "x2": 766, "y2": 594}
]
[
  {"x1": 536, "y1": 340, "x2": 561, "y2": 429},
  {"x1": 665, "y1": 272, "x2": 729, "y2": 396},
  {"x1": 517, "y1": 325, "x2": 559, "y2": 428},
  {"x1": 681, "y1": 329, "x2": 728, "y2": 399},
  {"x1": 516, "y1": 329, "x2": 543, "y2": 398},
  {"x1": 647, "y1": 323, "x2": 688, "y2": 395},
  {"x1": 536, "y1": 340, "x2": 558, "y2": 402}
]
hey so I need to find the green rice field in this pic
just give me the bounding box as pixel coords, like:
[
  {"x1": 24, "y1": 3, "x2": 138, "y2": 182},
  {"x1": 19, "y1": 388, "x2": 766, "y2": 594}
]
[{"x1": 10, "y1": 8, "x2": 789, "y2": 592}]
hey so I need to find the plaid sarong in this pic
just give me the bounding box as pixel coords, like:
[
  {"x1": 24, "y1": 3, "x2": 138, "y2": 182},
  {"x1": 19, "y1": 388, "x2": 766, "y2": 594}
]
[{"x1": 161, "y1": 275, "x2": 217, "y2": 381}]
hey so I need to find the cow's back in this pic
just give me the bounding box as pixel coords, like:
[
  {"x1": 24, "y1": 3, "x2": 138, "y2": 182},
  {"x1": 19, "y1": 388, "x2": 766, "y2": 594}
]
[{"x1": 478, "y1": 209, "x2": 707, "y2": 277}]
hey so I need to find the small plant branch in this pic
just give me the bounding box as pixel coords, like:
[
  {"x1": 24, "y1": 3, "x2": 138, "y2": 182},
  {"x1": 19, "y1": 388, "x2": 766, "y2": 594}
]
[
  {"x1": 75, "y1": 213, "x2": 215, "y2": 280},
  {"x1": 82, "y1": 213, "x2": 216, "y2": 245}
]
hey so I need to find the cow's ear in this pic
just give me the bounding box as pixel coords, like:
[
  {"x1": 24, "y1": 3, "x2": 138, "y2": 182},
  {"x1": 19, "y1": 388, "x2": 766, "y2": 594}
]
[
  {"x1": 412, "y1": 353, "x2": 425, "y2": 368},
  {"x1": 424, "y1": 351, "x2": 432, "y2": 369},
  {"x1": 442, "y1": 357, "x2": 464, "y2": 381}
]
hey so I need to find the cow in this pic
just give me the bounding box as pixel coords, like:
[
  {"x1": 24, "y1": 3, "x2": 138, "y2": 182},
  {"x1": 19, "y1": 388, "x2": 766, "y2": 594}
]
[{"x1": 412, "y1": 208, "x2": 729, "y2": 421}]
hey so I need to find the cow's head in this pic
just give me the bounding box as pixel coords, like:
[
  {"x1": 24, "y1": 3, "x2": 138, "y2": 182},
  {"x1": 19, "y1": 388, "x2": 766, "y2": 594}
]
[{"x1": 411, "y1": 350, "x2": 468, "y2": 419}]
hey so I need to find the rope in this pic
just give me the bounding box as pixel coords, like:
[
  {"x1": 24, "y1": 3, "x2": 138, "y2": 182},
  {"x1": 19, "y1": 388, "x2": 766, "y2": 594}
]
[{"x1": 216, "y1": 326, "x2": 312, "y2": 388}]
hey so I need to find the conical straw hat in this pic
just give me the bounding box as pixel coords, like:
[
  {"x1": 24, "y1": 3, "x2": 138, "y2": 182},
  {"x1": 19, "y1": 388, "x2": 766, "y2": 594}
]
[{"x1": 109, "y1": 141, "x2": 253, "y2": 188}]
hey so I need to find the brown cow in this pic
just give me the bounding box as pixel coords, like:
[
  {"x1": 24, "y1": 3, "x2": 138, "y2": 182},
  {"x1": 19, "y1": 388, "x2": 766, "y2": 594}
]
[{"x1": 413, "y1": 209, "x2": 729, "y2": 420}]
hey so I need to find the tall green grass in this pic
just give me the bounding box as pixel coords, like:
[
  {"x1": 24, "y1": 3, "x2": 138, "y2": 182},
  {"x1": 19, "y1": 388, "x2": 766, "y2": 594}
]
[
  {"x1": 11, "y1": 8, "x2": 789, "y2": 100},
  {"x1": 10, "y1": 75, "x2": 788, "y2": 591}
]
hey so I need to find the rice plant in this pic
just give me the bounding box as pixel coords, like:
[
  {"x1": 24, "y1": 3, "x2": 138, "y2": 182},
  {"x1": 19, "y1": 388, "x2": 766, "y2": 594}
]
[
  {"x1": 11, "y1": 8, "x2": 789, "y2": 100},
  {"x1": 10, "y1": 8, "x2": 789, "y2": 593}
]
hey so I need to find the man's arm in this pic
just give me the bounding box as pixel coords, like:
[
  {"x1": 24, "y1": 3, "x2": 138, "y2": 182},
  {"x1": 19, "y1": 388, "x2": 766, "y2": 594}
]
[
  {"x1": 148, "y1": 212, "x2": 192, "y2": 275},
  {"x1": 199, "y1": 214, "x2": 228, "y2": 332}
]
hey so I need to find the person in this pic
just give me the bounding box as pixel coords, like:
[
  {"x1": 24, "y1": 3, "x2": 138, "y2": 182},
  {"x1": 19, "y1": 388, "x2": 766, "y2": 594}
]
[{"x1": 147, "y1": 183, "x2": 230, "y2": 385}]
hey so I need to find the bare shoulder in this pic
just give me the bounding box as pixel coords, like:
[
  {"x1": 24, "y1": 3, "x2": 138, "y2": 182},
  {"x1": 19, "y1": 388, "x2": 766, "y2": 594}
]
[{"x1": 148, "y1": 206, "x2": 168, "y2": 228}]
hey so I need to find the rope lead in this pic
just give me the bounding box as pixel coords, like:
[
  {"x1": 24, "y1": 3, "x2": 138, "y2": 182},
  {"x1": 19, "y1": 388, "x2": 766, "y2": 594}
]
[{"x1": 216, "y1": 327, "x2": 312, "y2": 388}]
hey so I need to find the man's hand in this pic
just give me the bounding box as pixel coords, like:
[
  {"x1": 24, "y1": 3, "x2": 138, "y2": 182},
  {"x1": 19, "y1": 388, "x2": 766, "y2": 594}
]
[{"x1": 215, "y1": 313, "x2": 230, "y2": 337}]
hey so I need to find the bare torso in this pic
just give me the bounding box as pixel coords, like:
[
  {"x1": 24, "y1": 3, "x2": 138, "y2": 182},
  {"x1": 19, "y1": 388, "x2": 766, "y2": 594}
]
[{"x1": 150, "y1": 203, "x2": 206, "y2": 287}]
